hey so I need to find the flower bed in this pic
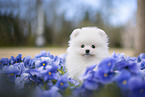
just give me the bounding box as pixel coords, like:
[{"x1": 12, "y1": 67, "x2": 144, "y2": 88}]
[{"x1": 0, "y1": 51, "x2": 145, "y2": 97}]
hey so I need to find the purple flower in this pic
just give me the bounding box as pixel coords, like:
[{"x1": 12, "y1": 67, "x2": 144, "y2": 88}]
[
  {"x1": 3, "y1": 65, "x2": 20, "y2": 81},
  {"x1": 82, "y1": 79, "x2": 98, "y2": 91},
  {"x1": 71, "y1": 87, "x2": 81, "y2": 97},
  {"x1": 29, "y1": 58, "x2": 36, "y2": 68},
  {"x1": 55, "y1": 75, "x2": 69, "y2": 90},
  {"x1": 98, "y1": 57, "x2": 116, "y2": 72},
  {"x1": 96, "y1": 68, "x2": 115, "y2": 84},
  {"x1": 59, "y1": 54, "x2": 66, "y2": 71},
  {"x1": 35, "y1": 86, "x2": 62, "y2": 97},
  {"x1": 15, "y1": 54, "x2": 22, "y2": 63},
  {"x1": 84, "y1": 64, "x2": 97, "y2": 76},
  {"x1": 35, "y1": 51, "x2": 50, "y2": 58},
  {"x1": 68, "y1": 78, "x2": 79, "y2": 87},
  {"x1": 0, "y1": 58, "x2": 9, "y2": 69},
  {"x1": 50, "y1": 54, "x2": 54, "y2": 59},
  {"x1": 83, "y1": 64, "x2": 98, "y2": 83},
  {"x1": 23, "y1": 56, "x2": 32, "y2": 68},
  {"x1": 35, "y1": 57, "x2": 51, "y2": 69},
  {"x1": 14, "y1": 62, "x2": 26, "y2": 74},
  {"x1": 52, "y1": 56, "x2": 61, "y2": 69},
  {"x1": 59, "y1": 54, "x2": 66, "y2": 62},
  {"x1": 128, "y1": 77, "x2": 145, "y2": 97},
  {"x1": 111, "y1": 52, "x2": 125, "y2": 61},
  {"x1": 115, "y1": 59, "x2": 138, "y2": 73},
  {"x1": 138, "y1": 60, "x2": 145, "y2": 70},
  {"x1": 9, "y1": 56, "x2": 16, "y2": 64},
  {"x1": 44, "y1": 86, "x2": 62, "y2": 97},
  {"x1": 15, "y1": 73, "x2": 30, "y2": 89},
  {"x1": 115, "y1": 69, "x2": 131, "y2": 90},
  {"x1": 24, "y1": 68, "x2": 42, "y2": 84},
  {"x1": 137, "y1": 53, "x2": 145, "y2": 63},
  {"x1": 53, "y1": 56, "x2": 60, "y2": 65},
  {"x1": 41, "y1": 65, "x2": 59, "y2": 82}
]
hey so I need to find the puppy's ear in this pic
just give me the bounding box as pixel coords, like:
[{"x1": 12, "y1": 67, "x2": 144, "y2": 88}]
[
  {"x1": 97, "y1": 29, "x2": 108, "y2": 41},
  {"x1": 70, "y1": 29, "x2": 81, "y2": 39}
]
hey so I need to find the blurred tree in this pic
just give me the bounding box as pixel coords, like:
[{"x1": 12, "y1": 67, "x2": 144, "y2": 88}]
[
  {"x1": 121, "y1": 21, "x2": 135, "y2": 48},
  {"x1": 135, "y1": 0, "x2": 145, "y2": 55},
  {"x1": 80, "y1": 10, "x2": 123, "y2": 48},
  {"x1": 0, "y1": 15, "x2": 26, "y2": 46},
  {"x1": 107, "y1": 26, "x2": 124, "y2": 48},
  {"x1": 0, "y1": 0, "x2": 134, "y2": 48},
  {"x1": 80, "y1": 11, "x2": 96, "y2": 27},
  {"x1": 58, "y1": 15, "x2": 73, "y2": 46},
  {"x1": 35, "y1": 0, "x2": 45, "y2": 47}
]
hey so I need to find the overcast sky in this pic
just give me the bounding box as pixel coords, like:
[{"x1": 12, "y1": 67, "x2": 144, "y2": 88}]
[{"x1": 58, "y1": 0, "x2": 137, "y2": 26}]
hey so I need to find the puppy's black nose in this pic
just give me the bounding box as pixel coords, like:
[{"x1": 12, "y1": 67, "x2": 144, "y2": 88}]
[{"x1": 86, "y1": 50, "x2": 90, "y2": 53}]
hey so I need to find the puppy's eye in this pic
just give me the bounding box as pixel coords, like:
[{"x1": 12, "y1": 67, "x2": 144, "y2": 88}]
[
  {"x1": 81, "y1": 45, "x2": 85, "y2": 48},
  {"x1": 92, "y1": 45, "x2": 95, "y2": 49}
]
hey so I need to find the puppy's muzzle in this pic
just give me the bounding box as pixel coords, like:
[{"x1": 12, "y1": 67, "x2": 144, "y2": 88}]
[{"x1": 82, "y1": 49, "x2": 94, "y2": 56}]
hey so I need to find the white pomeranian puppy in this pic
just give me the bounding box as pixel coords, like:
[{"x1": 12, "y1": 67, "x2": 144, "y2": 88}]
[{"x1": 65, "y1": 27, "x2": 109, "y2": 81}]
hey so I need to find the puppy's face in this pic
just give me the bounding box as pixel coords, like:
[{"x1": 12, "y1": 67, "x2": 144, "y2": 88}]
[
  {"x1": 80, "y1": 44, "x2": 96, "y2": 56},
  {"x1": 68, "y1": 27, "x2": 108, "y2": 58}
]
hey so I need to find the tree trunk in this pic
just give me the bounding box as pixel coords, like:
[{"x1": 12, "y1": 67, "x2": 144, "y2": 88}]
[
  {"x1": 135, "y1": 0, "x2": 145, "y2": 55},
  {"x1": 35, "y1": 0, "x2": 45, "y2": 46}
]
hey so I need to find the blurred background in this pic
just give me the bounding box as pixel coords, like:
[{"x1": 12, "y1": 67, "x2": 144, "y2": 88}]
[{"x1": 0, "y1": 0, "x2": 144, "y2": 58}]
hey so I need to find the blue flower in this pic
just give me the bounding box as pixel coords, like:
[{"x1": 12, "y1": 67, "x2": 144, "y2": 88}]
[
  {"x1": 24, "y1": 68, "x2": 42, "y2": 84},
  {"x1": 3, "y1": 51, "x2": 145, "y2": 97},
  {"x1": 53, "y1": 56, "x2": 60, "y2": 65},
  {"x1": 25, "y1": 68, "x2": 41, "y2": 76},
  {"x1": 138, "y1": 60, "x2": 145, "y2": 71},
  {"x1": 137, "y1": 53, "x2": 145, "y2": 63},
  {"x1": 17, "y1": 62, "x2": 26, "y2": 73},
  {"x1": 52, "y1": 56, "x2": 61, "y2": 69},
  {"x1": 55, "y1": 75, "x2": 69, "y2": 90},
  {"x1": 98, "y1": 57, "x2": 116, "y2": 72},
  {"x1": 50, "y1": 54, "x2": 54, "y2": 59},
  {"x1": 23, "y1": 55, "x2": 32, "y2": 68},
  {"x1": 15, "y1": 54, "x2": 22, "y2": 63},
  {"x1": 41, "y1": 65, "x2": 59, "y2": 82},
  {"x1": 35, "y1": 86, "x2": 62, "y2": 97},
  {"x1": 9, "y1": 56, "x2": 16, "y2": 64},
  {"x1": 111, "y1": 52, "x2": 125, "y2": 61},
  {"x1": 0, "y1": 58, "x2": 9, "y2": 69},
  {"x1": 35, "y1": 51, "x2": 50, "y2": 58},
  {"x1": 115, "y1": 69, "x2": 131, "y2": 90},
  {"x1": 129, "y1": 57, "x2": 137, "y2": 62},
  {"x1": 35, "y1": 57, "x2": 51, "y2": 69},
  {"x1": 115, "y1": 59, "x2": 138, "y2": 73},
  {"x1": 82, "y1": 79, "x2": 98, "y2": 91},
  {"x1": 15, "y1": 73, "x2": 30, "y2": 89},
  {"x1": 68, "y1": 78, "x2": 79, "y2": 87},
  {"x1": 43, "y1": 86, "x2": 62, "y2": 97},
  {"x1": 128, "y1": 60, "x2": 138, "y2": 73},
  {"x1": 115, "y1": 59, "x2": 128, "y2": 70},
  {"x1": 84, "y1": 64, "x2": 97, "y2": 76},
  {"x1": 71, "y1": 87, "x2": 81, "y2": 97},
  {"x1": 3, "y1": 65, "x2": 20, "y2": 81},
  {"x1": 59, "y1": 54, "x2": 67, "y2": 71},
  {"x1": 96, "y1": 68, "x2": 115, "y2": 84},
  {"x1": 83, "y1": 64, "x2": 97, "y2": 80},
  {"x1": 128, "y1": 77, "x2": 145, "y2": 97},
  {"x1": 59, "y1": 54, "x2": 66, "y2": 62},
  {"x1": 29, "y1": 58, "x2": 36, "y2": 69},
  {"x1": 72, "y1": 87, "x2": 93, "y2": 97}
]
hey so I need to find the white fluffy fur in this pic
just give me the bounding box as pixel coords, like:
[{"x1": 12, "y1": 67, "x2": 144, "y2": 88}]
[{"x1": 65, "y1": 27, "x2": 109, "y2": 81}]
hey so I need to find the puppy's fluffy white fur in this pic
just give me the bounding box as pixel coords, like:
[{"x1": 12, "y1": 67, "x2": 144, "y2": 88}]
[{"x1": 65, "y1": 27, "x2": 109, "y2": 81}]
